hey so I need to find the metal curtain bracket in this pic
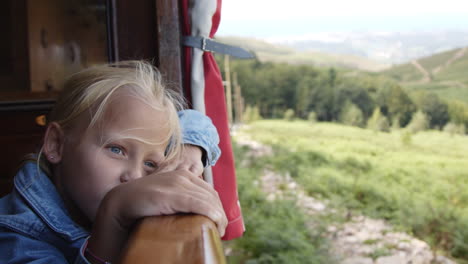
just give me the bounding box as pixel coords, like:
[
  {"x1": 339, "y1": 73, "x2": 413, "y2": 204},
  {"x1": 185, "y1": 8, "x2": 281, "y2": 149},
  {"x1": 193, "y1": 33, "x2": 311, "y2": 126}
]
[{"x1": 182, "y1": 36, "x2": 254, "y2": 59}]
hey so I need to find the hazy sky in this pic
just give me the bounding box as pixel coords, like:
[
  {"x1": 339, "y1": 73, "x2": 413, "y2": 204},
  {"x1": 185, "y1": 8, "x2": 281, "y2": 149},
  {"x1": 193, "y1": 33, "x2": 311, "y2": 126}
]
[{"x1": 217, "y1": 0, "x2": 468, "y2": 38}]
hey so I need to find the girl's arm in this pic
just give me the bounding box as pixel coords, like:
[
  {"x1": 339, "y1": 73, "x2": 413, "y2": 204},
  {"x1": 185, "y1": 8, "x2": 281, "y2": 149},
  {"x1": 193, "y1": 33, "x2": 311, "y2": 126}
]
[{"x1": 86, "y1": 169, "x2": 227, "y2": 263}]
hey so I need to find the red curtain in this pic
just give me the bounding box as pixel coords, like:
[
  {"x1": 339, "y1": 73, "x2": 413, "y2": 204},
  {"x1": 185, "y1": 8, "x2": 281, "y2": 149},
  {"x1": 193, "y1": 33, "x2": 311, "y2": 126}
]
[{"x1": 180, "y1": 0, "x2": 244, "y2": 240}]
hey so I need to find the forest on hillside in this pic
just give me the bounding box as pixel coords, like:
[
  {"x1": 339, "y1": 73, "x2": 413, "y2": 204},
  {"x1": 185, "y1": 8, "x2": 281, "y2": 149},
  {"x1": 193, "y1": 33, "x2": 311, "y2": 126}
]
[{"x1": 220, "y1": 57, "x2": 468, "y2": 134}]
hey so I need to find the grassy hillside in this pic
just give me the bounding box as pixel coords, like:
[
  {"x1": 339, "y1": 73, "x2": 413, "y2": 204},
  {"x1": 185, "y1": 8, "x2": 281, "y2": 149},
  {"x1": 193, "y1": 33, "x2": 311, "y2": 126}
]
[
  {"x1": 382, "y1": 47, "x2": 468, "y2": 103},
  {"x1": 236, "y1": 120, "x2": 468, "y2": 261},
  {"x1": 216, "y1": 36, "x2": 389, "y2": 72}
]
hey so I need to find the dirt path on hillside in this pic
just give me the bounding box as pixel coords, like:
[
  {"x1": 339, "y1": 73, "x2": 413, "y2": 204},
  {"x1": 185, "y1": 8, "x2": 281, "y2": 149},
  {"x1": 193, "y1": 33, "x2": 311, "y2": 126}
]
[
  {"x1": 232, "y1": 128, "x2": 457, "y2": 264},
  {"x1": 432, "y1": 47, "x2": 468, "y2": 75},
  {"x1": 408, "y1": 47, "x2": 467, "y2": 84},
  {"x1": 411, "y1": 60, "x2": 432, "y2": 83}
]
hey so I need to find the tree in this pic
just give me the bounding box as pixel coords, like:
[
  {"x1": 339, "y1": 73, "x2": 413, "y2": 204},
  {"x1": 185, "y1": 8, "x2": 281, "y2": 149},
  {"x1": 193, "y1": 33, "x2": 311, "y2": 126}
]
[
  {"x1": 447, "y1": 100, "x2": 468, "y2": 128},
  {"x1": 328, "y1": 67, "x2": 337, "y2": 87},
  {"x1": 413, "y1": 91, "x2": 449, "y2": 129},
  {"x1": 308, "y1": 75, "x2": 335, "y2": 121},
  {"x1": 367, "y1": 107, "x2": 390, "y2": 132},
  {"x1": 376, "y1": 83, "x2": 416, "y2": 127},
  {"x1": 295, "y1": 76, "x2": 313, "y2": 119},
  {"x1": 339, "y1": 101, "x2": 364, "y2": 127},
  {"x1": 335, "y1": 81, "x2": 375, "y2": 119}
]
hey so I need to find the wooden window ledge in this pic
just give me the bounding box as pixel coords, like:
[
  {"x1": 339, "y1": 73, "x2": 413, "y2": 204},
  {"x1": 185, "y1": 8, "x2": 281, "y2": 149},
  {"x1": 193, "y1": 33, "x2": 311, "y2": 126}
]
[{"x1": 118, "y1": 214, "x2": 226, "y2": 264}]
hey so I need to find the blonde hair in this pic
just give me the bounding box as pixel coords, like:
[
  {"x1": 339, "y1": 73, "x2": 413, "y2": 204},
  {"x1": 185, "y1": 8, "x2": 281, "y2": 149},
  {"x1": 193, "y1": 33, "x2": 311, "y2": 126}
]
[{"x1": 41, "y1": 60, "x2": 185, "y2": 169}]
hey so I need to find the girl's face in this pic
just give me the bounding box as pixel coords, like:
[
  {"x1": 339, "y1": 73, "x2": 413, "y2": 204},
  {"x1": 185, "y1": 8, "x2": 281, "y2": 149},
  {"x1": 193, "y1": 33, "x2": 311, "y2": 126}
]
[{"x1": 50, "y1": 92, "x2": 171, "y2": 222}]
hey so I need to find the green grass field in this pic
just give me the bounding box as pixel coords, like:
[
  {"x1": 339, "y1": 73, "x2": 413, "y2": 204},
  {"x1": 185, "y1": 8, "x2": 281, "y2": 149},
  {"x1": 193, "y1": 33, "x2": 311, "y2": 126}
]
[{"x1": 235, "y1": 120, "x2": 468, "y2": 261}]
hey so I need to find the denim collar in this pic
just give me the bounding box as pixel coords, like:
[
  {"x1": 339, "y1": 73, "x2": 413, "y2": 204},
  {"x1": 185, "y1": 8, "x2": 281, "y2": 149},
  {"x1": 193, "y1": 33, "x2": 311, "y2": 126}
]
[{"x1": 14, "y1": 161, "x2": 88, "y2": 241}]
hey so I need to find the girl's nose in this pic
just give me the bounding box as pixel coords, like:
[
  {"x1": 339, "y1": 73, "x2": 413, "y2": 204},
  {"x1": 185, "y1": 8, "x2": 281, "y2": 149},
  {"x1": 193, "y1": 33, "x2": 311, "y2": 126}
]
[{"x1": 120, "y1": 166, "x2": 143, "y2": 183}]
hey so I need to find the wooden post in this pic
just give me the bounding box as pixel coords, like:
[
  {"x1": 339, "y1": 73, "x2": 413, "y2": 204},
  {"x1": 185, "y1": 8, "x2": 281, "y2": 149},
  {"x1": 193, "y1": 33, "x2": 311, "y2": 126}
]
[
  {"x1": 154, "y1": 0, "x2": 183, "y2": 92},
  {"x1": 223, "y1": 55, "x2": 233, "y2": 125},
  {"x1": 232, "y1": 72, "x2": 243, "y2": 123}
]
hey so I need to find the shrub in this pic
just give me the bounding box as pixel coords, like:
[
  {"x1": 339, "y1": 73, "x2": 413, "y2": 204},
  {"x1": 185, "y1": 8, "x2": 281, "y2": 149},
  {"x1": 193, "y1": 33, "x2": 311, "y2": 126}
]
[
  {"x1": 339, "y1": 102, "x2": 364, "y2": 127},
  {"x1": 391, "y1": 116, "x2": 401, "y2": 131},
  {"x1": 243, "y1": 105, "x2": 262, "y2": 123},
  {"x1": 283, "y1": 109, "x2": 295, "y2": 121},
  {"x1": 232, "y1": 195, "x2": 329, "y2": 264},
  {"x1": 399, "y1": 202, "x2": 468, "y2": 259},
  {"x1": 307, "y1": 111, "x2": 317, "y2": 123},
  {"x1": 443, "y1": 122, "x2": 466, "y2": 136},
  {"x1": 227, "y1": 143, "x2": 332, "y2": 264},
  {"x1": 406, "y1": 110, "x2": 430, "y2": 133},
  {"x1": 401, "y1": 131, "x2": 413, "y2": 146},
  {"x1": 367, "y1": 107, "x2": 390, "y2": 132}
]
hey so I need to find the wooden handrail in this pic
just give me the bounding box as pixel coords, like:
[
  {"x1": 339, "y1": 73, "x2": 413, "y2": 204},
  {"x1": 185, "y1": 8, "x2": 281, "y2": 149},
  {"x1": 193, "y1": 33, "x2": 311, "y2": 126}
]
[{"x1": 118, "y1": 214, "x2": 226, "y2": 264}]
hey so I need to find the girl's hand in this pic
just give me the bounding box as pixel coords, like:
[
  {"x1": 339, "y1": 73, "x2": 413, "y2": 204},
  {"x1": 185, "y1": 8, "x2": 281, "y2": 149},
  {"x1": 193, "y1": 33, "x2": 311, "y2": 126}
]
[
  {"x1": 87, "y1": 169, "x2": 227, "y2": 263},
  {"x1": 161, "y1": 145, "x2": 205, "y2": 178}
]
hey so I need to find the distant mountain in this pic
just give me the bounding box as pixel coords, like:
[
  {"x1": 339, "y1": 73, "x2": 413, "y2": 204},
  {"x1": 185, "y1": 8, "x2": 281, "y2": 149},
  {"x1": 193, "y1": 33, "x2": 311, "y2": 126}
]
[
  {"x1": 216, "y1": 36, "x2": 388, "y2": 72},
  {"x1": 267, "y1": 30, "x2": 468, "y2": 65},
  {"x1": 381, "y1": 46, "x2": 468, "y2": 103}
]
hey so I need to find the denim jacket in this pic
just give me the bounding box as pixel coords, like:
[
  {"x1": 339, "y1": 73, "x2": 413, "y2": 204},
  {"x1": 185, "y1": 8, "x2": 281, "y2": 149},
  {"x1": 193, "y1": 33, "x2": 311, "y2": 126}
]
[
  {"x1": 0, "y1": 109, "x2": 221, "y2": 263},
  {"x1": 179, "y1": 110, "x2": 220, "y2": 167}
]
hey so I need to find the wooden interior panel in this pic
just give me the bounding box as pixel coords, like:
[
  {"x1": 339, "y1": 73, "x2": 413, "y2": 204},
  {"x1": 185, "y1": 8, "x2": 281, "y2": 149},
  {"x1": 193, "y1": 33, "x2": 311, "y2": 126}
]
[
  {"x1": 0, "y1": 101, "x2": 53, "y2": 196},
  {"x1": 113, "y1": 0, "x2": 183, "y2": 92},
  {"x1": 27, "y1": 0, "x2": 108, "y2": 92},
  {"x1": 0, "y1": 0, "x2": 30, "y2": 92},
  {"x1": 114, "y1": 0, "x2": 157, "y2": 61}
]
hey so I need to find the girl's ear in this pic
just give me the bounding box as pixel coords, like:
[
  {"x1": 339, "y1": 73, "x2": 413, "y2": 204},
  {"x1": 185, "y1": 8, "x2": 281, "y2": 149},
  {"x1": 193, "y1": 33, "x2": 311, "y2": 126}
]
[{"x1": 43, "y1": 122, "x2": 65, "y2": 164}]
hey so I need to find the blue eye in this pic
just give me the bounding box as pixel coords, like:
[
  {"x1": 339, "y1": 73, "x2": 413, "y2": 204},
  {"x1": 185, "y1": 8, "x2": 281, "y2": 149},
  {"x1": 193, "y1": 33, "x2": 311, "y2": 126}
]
[
  {"x1": 144, "y1": 161, "x2": 156, "y2": 168},
  {"x1": 109, "y1": 146, "x2": 123, "y2": 155}
]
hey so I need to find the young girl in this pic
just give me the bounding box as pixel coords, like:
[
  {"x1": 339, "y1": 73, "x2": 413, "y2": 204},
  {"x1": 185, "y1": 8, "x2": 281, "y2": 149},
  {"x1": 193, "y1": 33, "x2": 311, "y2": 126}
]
[{"x1": 0, "y1": 61, "x2": 227, "y2": 263}]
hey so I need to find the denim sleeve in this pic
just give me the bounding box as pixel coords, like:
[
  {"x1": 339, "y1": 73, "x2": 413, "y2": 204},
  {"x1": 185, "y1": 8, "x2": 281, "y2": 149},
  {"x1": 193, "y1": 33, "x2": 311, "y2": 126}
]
[
  {"x1": 0, "y1": 227, "x2": 87, "y2": 264},
  {"x1": 74, "y1": 237, "x2": 92, "y2": 264},
  {"x1": 179, "y1": 109, "x2": 221, "y2": 167}
]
